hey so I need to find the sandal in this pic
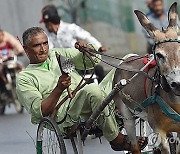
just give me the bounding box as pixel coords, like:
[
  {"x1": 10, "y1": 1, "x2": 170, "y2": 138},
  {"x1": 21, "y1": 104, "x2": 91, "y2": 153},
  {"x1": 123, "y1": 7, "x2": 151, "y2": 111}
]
[{"x1": 110, "y1": 135, "x2": 148, "y2": 151}]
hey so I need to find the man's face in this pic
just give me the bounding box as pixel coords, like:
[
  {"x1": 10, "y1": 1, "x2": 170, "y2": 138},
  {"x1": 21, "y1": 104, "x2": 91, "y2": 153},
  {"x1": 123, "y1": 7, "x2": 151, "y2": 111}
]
[
  {"x1": 24, "y1": 32, "x2": 49, "y2": 64},
  {"x1": 152, "y1": 1, "x2": 164, "y2": 17},
  {"x1": 0, "y1": 31, "x2": 4, "y2": 43}
]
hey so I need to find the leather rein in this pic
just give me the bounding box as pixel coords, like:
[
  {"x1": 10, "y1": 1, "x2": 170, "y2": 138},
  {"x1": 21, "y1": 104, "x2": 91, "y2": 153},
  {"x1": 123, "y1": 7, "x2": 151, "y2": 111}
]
[{"x1": 52, "y1": 39, "x2": 180, "y2": 121}]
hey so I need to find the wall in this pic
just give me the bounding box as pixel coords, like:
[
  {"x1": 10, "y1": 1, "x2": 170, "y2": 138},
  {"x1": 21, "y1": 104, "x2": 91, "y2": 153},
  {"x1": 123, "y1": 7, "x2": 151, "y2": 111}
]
[
  {"x1": 50, "y1": 0, "x2": 180, "y2": 56},
  {"x1": 0, "y1": 0, "x2": 44, "y2": 38}
]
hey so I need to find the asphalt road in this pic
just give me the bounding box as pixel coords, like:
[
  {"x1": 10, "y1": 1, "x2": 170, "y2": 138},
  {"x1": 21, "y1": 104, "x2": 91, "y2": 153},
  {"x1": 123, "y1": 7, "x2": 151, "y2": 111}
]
[{"x1": 0, "y1": 106, "x2": 123, "y2": 154}]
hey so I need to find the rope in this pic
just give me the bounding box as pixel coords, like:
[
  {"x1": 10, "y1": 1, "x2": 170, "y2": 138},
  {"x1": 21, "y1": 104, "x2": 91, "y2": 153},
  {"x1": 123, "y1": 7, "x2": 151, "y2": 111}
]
[
  {"x1": 79, "y1": 46, "x2": 154, "y2": 81},
  {"x1": 54, "y1": 52, "x2": 96, "y2": 123}
]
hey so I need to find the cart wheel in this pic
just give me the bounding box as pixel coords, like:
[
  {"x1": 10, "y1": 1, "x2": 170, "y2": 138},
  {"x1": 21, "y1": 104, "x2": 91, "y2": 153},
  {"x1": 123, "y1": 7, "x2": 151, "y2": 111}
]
[{"x1": 36, "y1": 117, "x2": 67, "y2": 154}]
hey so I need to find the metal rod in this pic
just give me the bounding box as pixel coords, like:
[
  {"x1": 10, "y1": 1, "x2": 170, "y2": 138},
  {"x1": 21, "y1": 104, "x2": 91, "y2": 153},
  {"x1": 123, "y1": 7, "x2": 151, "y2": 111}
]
[
  {"x1": 76, "y1": 130, "x2": 83, "y2": 154},
  {"x1": 81, "y1": 55, "x2": 155, "y2": 141},
  {"x1": 81, "y1": 79, "x2": 129, "y2": 141}
]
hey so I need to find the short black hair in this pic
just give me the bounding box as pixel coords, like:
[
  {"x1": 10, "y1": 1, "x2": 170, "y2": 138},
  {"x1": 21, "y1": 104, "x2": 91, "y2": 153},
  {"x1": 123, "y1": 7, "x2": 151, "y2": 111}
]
[
  {"x1": 22, "y1": 27, "x2": 45, "y2": 46},
  {"x1": 44, "y1": 16, "x2": 61, "y2": 24},
  {"x1": 41, "y1": 5, "x2": 61, "y2": 24}
]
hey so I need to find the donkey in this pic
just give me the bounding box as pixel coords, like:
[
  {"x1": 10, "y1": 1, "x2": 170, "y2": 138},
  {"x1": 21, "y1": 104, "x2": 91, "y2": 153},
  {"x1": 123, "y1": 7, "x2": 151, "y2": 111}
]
[{"x1": 113, "y1": 2, "x2": 180, "y2": 154}]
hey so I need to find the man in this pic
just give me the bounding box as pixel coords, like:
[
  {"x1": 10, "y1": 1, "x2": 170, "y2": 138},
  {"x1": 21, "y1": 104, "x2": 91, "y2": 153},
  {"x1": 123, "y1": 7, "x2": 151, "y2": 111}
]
[
  {"x1": 144, "y1": 0, "x2": 168, "y2": 53},
  {"x1": 40, "y1": 5, "x2": 105, "y2": 82},
  {"x1": 0, "y1": 28, "x2": 23, "y2": 55},
  {"x1": 40, "y1": 5, "x2": 101, "y2": 49},
  {"x1": 16, "y1": 27, "x2": 146, "y2": 152},
  {"x1": 0, "y1": 28, "x2": 29, "y2": 67},
  {"x1": 0, "y1": 28, "x2": 27, "y2": 89}
]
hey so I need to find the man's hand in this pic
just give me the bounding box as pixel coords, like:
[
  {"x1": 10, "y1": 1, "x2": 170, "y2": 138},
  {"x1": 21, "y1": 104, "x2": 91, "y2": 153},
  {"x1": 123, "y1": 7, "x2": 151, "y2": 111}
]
[
  {"x1": 75, "y1": 41, "x2": 96, "y2": 56},
  {"x1": 57, "y1": 74, "x2": 71, "y2": 91},
  {"x1": 41, "y1": 74, "x2": 71, "y2": 116},
  {"x1": 75, "y1": 41, "x2": 88, "y2": 51},
  {"x1": 98, "y1": 45, "x2": 108, "y2": 52}
]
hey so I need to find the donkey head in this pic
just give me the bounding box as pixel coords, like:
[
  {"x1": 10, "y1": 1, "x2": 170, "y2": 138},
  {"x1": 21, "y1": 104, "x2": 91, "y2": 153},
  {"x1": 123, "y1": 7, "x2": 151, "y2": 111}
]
[{"x1": 135, "y1": 2, "x2": 180, "y2": 95}]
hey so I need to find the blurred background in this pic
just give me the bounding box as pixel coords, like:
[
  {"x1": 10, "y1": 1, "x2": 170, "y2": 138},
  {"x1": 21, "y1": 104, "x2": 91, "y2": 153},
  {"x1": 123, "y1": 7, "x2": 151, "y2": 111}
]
[
  {"x1": 0, "y1": 0, "x2": 180, "y2": 60},
  {"x1": 0, "y1": 0, "x2": 179, "y2": 154}
]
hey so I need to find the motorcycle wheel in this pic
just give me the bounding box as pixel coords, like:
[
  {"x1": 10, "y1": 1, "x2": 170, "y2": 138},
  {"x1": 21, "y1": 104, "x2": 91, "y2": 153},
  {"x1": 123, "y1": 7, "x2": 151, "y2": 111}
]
[
  {"x1": 0, "y1": 90, "x2": 6, "y2": 115},
  {"x1": 0, "y1": 103, "x2": 5, "y2": 115},
  {"x1": 11, "y1": 86, "x2": 23, "y2": 114},
  {"x1": 5, "y1": 68, "x2": 23, "y2": 114},
  {"x1": 10, "y1": 79, "x2": 23, "y2": 114}
]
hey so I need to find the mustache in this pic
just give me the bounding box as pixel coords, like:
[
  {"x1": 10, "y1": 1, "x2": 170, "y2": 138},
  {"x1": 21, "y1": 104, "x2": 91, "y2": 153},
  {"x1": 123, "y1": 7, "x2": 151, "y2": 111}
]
[{"x1": 39, "y1": 50, "x2": 48, "y2": 55}]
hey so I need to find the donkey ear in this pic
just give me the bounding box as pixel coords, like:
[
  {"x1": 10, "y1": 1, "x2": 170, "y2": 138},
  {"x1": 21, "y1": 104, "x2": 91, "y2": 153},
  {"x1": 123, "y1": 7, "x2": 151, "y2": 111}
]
[
  {"x1": 134, "y1": 10, "x2": 159, "y2": 38},
  {"x1": 167, "y1": 2, "x2": 178, "y2": 29}
]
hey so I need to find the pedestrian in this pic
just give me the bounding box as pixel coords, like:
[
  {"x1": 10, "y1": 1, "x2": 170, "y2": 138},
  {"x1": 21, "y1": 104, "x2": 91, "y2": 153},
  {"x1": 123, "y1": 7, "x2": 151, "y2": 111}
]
[
  {"x1": 39, "y1": 5, "x2": 105, "y2": 82},
  {"x1": 144, "y1": 0, "x2": 169, "y2": 53}
]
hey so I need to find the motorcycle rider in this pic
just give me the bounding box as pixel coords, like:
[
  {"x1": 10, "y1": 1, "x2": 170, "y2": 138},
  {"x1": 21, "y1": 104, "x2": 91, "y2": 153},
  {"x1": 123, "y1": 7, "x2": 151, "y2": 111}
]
[
  {"x1": 0, "y1": 28, "x2": 24, "y2": 89},
  {"x1": 0, "y1": 28, "x2": 29, "y2": 65},
  {"x1": 0, "y1": 28, "x2": 24, "y2": 114},
  {"x1": 40, "y1": 5, "x2": 101, "y2": 49},
  {"x1": 144, "y1": 0, "x2": 179, "y2": 53}
]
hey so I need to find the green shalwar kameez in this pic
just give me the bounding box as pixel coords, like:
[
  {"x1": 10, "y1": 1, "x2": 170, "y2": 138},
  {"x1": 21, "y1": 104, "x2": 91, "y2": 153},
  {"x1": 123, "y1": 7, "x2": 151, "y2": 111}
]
[{"x1": 16, "y1": 47, "x2": 119, "y2": 141}]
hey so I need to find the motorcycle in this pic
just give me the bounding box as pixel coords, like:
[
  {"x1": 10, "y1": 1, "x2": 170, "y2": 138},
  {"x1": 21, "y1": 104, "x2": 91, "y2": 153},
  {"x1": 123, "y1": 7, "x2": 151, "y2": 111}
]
[{"x1": 0, "y1": 49, "x2": 23, "y2": 114}]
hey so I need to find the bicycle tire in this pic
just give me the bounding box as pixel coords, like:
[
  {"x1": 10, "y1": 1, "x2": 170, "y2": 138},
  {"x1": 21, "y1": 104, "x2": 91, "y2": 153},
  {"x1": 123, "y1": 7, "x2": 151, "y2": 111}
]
[{"x1": 36, "y1": 117, "x2": 67, "y2": 154}]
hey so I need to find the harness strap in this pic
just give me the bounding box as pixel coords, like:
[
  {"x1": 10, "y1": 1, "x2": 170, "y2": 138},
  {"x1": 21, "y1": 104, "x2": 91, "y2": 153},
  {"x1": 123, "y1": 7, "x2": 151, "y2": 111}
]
[
  {"x1": 80, "y1": 46, "x2": 154, "y2": 80},
  {"x1": 135, "y1": 95, "x2": 180, "y2": 122},
  {"x1": 143, "y1": 57, "x2": 156, "y2": 98}
]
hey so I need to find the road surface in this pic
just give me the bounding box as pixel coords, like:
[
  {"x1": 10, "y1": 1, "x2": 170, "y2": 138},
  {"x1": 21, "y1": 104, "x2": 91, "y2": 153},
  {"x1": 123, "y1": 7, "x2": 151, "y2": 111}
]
[{"x1": 0, "y1": 106, "x2": 122, "y2": 154}]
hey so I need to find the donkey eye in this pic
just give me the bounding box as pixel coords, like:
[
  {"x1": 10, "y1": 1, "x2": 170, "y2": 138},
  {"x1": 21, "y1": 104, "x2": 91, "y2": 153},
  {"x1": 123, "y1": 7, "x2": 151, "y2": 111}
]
[{"x1": 156, "y1": 53, "x2": 166, "y2": 62}]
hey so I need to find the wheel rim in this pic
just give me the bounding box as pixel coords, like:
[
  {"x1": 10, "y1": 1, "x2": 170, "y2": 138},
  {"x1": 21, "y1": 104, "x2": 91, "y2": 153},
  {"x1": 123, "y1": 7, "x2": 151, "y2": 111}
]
[{"x1": 37, "y1": 120, "x2": 62, "y2": 154}]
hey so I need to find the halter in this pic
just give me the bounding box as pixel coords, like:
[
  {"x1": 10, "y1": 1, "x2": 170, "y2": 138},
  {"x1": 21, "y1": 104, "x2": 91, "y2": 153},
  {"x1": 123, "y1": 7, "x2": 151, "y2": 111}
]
[
  {"x1": 81, "y1": 39, "x2": 180, "y2": 140},
  {"x1": 152, "y1": 38, "x2": 180, "y2": 62},
  {"x1": 143, "y1": 38, "x2": 180, "y2": 122},
  {"x1": 152, "y1": 39, "x2": 180, "y2": 89}
]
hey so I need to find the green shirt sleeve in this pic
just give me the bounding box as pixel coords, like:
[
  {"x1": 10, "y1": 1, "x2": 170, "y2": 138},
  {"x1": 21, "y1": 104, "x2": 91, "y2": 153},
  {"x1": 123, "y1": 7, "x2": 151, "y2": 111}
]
[
  {"x1": 16, "y1": 74, "x2": 43, "y2": 124},
  {"x1": 50, "y1": 47, "x2": 101, "y2": 70}
]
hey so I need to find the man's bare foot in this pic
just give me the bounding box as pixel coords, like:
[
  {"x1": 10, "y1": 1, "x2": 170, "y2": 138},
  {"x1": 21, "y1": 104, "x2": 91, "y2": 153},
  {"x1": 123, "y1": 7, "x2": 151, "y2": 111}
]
[{"x1": 110, "y1": 134, "x2": 148, "y2": 151}]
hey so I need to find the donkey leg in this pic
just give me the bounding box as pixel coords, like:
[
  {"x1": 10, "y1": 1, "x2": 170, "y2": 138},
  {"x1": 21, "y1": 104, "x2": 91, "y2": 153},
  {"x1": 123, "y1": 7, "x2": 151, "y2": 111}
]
[
  {"x1": 158, "y1": 131, "x2": 171, "y2": 154},
  {"x1": 115, "y1": 98, "x2": 141, "y2": 154}
]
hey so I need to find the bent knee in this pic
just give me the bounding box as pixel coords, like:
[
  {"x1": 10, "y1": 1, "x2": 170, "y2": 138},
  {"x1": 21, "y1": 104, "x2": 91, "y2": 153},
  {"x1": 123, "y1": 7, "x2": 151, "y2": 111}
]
[{"x1": 83, "y1": 83, "x2": 102, "y2": 98}]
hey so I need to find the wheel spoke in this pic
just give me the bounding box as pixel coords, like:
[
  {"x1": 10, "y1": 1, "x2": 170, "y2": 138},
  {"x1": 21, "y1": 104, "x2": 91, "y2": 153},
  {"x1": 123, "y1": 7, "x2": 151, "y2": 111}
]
[{"x1": 36, "y1": 117, "x2": 66, "y2": 154}]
